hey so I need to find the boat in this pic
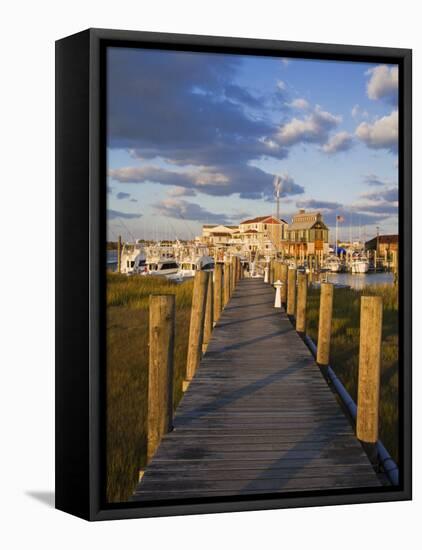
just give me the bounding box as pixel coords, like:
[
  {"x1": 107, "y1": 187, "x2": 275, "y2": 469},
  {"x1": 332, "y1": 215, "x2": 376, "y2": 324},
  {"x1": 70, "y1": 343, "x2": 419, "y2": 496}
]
[
  {"x1": 325, "y1": 255, "x2": 344, "y2": 273},
  {"x1": 176, "y1": 255, "x2": 215, "y2": 279},
  {"x1": 120, "y1": 242, "x2": 147, "y2": 275},
  {"x1": 351, "y1": 257, "x2": 370, "y2": 274},
  {"x1": 142, "y1": 258, "x2": 180, "y2": 277}
]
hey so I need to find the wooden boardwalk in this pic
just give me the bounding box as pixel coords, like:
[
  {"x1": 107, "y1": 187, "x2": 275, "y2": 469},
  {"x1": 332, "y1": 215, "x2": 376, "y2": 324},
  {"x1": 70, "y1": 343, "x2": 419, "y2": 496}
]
[{"x1": 133, "y1": 278, "x2": 382, "y2": 501}]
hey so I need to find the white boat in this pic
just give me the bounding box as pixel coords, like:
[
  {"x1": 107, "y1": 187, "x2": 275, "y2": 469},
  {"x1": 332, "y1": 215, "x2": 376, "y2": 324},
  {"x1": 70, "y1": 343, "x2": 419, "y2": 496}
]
[
  {"x1": 142, "y1": 258, "x2": 180, "y2": 277},
  {"x1": 120, "y1": 242, "x2": 147, "y2": 275},
  {"x1": 351, "y1": 257, "x2": 370, "y2": 273},
  {"x1": 325, "y1": 256, "x2": 344, "y2": 273},
  {"x1": 177, "y1": 255, "x2": 215, "y2": 279}
]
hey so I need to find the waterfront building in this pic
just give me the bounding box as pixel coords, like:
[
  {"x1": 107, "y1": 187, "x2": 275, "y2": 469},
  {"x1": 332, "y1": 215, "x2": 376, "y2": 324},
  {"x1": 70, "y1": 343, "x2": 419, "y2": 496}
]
[
  {"x1": 201, "y1": 224, "x2": 238, "y2": 246},
  {"x1": 238, "y1": 215, "x2": 288, "y2": 254},
  {"x1": 284, "y1": 210, "x2": 329, "y2": 259},
  {"x1": 365, "y1": 234, "x2": 398, "y2": 255}
]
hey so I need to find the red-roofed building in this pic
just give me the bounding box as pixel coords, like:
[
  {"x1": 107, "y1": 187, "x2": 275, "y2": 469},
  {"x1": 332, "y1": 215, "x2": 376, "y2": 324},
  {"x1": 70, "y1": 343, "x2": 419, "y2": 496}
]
[{"x1": 239, "y1": 215, "x2": 288, "y2": 254}]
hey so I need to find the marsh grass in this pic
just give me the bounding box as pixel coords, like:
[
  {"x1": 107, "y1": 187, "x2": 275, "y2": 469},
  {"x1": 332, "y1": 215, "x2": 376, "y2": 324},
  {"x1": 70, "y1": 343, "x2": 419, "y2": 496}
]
[
  {"x1": 306, "y1": 283, "x2": 399, "y2": 462},
  {"x1": 106, "y1": 273, "x2": 193, "y2": 503}
]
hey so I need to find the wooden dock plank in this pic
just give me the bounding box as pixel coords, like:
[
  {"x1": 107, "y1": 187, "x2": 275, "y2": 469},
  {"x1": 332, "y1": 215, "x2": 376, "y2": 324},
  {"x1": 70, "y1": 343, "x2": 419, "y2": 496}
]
[{"x1": 133, "y1": 278, "x2": 382, "y2": 501}]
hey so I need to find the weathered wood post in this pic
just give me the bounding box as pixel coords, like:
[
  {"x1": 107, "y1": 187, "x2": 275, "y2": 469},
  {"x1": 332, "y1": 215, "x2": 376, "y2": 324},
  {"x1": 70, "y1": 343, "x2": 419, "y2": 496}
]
[
  {"x1": 316, "y1": 282, "x2": 333, "y2": 367},
  {"x1": 296, "y1": 272, "x2": 308, "y2": 334},
  {"x1": 185, "y1": 270, "x2": 209, "y2": 390},
  {"x1": 287, "y1": 267, "x2": 297, "y2": 316},
  {"x1": 147, "y1": 294, "x2": 175, "y2": 462},
  {"x1": 356, "y1": 296, "x2": 383, "y2": 451},
  {"x1": 117, "y1": 235, "x2": 122, "y2": 273},
  {"x1": 393, "y1": 250, "x2": 399, "y2": 285},
  {"x1": 231, "y1": 256, "x2": 236, "y2": 292},
  {"x1": 213, "y1": 263, "x2": 223, "y2": 323},
  {"x1": 280, "y1": 263, "x2": 288, "y2": 305},
  {"x1": 269, "y1": 260, "x2": 274, "y2": 285},
  {"x1": 224, "y1": 263, "x2": 231, "y2": 305},
  {"x1": 202, "y1": 274, "x2": 214, "y2": 352}
]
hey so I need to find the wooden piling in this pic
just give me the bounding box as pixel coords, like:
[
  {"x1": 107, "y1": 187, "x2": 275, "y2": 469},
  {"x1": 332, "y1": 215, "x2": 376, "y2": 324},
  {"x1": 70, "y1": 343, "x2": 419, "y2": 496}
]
[
  {"x1": 316, "y1": 283, "x2": 333, "y2": 366},
  {"x1": 147, "y1": 294, "x2": 175, "y2": 462},
  {"x1": 202, "y1": 274, "x2": 214, "y2": 352},
  {"x1": 224, "y1": 263, "x2": 231, "y2": 306},
  {"x1": 231, "y1": 257, "x2": 236, "y2": 292},
  {"x1": 269, "y1": 260, "x2": 274, "y2": 285},
  {"x1": 280, "y1": 263, "x2": 288, "y2": 305},
  {"x1": 117, "y1": 235, "x2": 122, "y2": 273},
  {"x1": 213, "y1": 263, "x2": 223, "y2": 323},
  {"x1": 296, "y1": 272, "x2": 308, "y2": 333},
  {"x1": 356, "y1": 296, "x2": 383, "y2": 444},
  {"x1": 185, "y1": 271, "x2": 209, "y2": 387},
  {"x1": 287, "y1": 268, "x2": 297, "y2": 316}
]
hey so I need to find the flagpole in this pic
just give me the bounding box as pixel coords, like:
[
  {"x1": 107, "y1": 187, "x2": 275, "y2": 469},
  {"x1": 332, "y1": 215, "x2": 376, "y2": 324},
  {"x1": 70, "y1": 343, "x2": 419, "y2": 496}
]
[{"x1": 335, "y1": 216, "x2": 338, "y2": 255}]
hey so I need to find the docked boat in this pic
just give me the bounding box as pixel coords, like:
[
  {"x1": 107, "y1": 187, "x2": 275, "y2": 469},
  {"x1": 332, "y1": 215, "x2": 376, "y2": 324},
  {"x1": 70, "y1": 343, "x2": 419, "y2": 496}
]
[
  {"x1": 351, "y1": 257, "x2": 370, "y2": 274},
  {"x1": 177, "y1": 255, "x2": 215, "y2": 279},
  {"x1": 120, "y1": 242, "x2": 147, "y2": 275},
  {"x1": 325, "y1": 256, "x2": 344, "y2": 273},
  {"x1": 142, "y1": 258, "x2": 180, "y2": 277}
]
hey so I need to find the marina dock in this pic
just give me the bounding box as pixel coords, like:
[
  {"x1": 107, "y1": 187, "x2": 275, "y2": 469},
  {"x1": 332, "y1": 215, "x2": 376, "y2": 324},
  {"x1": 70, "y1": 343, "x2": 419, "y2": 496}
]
[{"x1": 133, "y1": 277, "x2": 384, "y2": 501}]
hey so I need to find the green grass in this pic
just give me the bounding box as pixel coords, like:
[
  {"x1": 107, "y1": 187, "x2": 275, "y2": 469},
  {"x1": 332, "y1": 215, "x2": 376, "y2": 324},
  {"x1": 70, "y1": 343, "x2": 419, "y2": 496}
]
[
  {"x1": 306, "y1": 283, "x2": 399, "y2": 463},
  {"x1": 106, "y1": 273, "x2": 193, "y2": 503}
]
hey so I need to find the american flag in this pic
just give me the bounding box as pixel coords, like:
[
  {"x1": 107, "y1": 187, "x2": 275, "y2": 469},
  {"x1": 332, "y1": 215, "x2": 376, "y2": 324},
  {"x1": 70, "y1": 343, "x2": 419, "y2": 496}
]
[{"x1": 336, "y1": 215, "x2": 344, "y2": 222}]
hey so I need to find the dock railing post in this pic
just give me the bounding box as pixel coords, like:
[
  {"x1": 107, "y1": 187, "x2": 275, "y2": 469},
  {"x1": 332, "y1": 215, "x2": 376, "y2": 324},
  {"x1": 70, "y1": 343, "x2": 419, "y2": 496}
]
[
  {"x1": 202, "y1": 273, "x2": 214, "y2": 353},
  {"x1": 269, "y1": 260, "x2": 274, "y2": 285},
  {"x1": 224, "y1": 262, "x2": 231, "y2": 306},
  {"x1": 287, "y1": 267, "x2": 297, "y2": 316},
  {"x1": 296, "y1": 272, "x2": 308, "y2": 334},
  {"x1": 356, "y1": 296, "x2": 383, "y2": 458},
  {"x1": 214, "y1": 263, "x2": 223, "y2": 323},
  {"x1": 231, "y1": 256, "x2": 236, "y2": 293},
  {"x1": 280, "y1": 263, "x2": 288, "y2": 305},
  {"x1": 147, "y1": 294, "x2": 175, "y2": 462},
  {"x1": 117, "y1": 235, "x2": 122, "y2": 274},
  {"x1": 184, "y1": 270, "x2": 209, "y2": 390},
  {"x1": 316, "y1": 282, "x2": 333, "y2": 369},
  {"x1": 264, "y1": 261, "x2": 269, "y2": 283}
]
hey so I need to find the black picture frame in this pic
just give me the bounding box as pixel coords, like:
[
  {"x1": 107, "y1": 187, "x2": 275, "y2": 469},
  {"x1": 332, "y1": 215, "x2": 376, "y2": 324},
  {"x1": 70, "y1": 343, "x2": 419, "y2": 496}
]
[{"x1": 55, "y1": 28, "x2": 412, "y2": 521}]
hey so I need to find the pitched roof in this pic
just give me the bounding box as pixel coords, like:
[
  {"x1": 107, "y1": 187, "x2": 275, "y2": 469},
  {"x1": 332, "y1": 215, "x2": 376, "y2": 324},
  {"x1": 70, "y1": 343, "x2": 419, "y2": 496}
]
[
  {"x1": 288, "y1": 211, "x2": 327, "y2": 230},
  {"x1": 240, "y1": 215, "x2": 285, "y2": 225},
  {"x1": 365, "y1": 234, "x2": 398, "y2": 245}
]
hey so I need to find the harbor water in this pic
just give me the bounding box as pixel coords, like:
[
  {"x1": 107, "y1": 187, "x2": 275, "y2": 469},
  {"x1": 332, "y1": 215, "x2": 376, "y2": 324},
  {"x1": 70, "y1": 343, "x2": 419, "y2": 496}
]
[{"x1": 324, "y1": 271, "x2": 394, "y2": 290}]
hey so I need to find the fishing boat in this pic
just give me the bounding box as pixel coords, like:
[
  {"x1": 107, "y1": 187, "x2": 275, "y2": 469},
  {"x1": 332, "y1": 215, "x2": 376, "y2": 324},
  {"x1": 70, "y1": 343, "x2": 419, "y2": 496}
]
[
  {"x1": 176, "y1": 254, "x2": 215, "y2": 279},
  {"x1": 325, "y1": 255, "x2": 344, "y2": 273},
  {"x1": 120, "y1": 242, "x2": 147, "y2": 275},
  {"x1": 142, "y1": 258, "x2": 180, "y2": 277},
  {"x1": 351, "y1": 256, "x2": 370, "y2": 273}
]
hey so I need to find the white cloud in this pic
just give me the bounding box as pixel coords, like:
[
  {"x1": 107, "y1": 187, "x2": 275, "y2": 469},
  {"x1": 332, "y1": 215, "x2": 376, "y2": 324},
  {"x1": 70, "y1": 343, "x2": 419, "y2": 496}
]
[
  {"x1": 366, "y1": 65, "x2": 398, "y2": 103},
  {"x1": 351, "y1": 104, "x2": 369, "y2": 119},
  {"x1": 277, "y1": 105, "x2": 341, "y2": 146},
  {"x1": 280, "y1": 58, "x2": 290, "y2": 67},
  {"x1": 276, "y1": 80, "x2": 287, "y2": 91},
  {"x1": 289, "y1": 98, "x2": 310, "y2": 110},
  {"x1": 355, "y1": 110, "x2": 398, "y2": 152},
  {"x1": 168, "y1": 186, "x2": 197, "y2": 197},
  {"x1": 322, "y1": 132, "x2": 354, "y2": 154}
]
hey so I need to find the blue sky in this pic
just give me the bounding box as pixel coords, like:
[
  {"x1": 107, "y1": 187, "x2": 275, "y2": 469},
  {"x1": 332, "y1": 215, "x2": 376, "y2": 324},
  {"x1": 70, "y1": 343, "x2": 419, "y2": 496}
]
[{"x1": 107, "y1": 47, "x2": 398, "y2": 242}]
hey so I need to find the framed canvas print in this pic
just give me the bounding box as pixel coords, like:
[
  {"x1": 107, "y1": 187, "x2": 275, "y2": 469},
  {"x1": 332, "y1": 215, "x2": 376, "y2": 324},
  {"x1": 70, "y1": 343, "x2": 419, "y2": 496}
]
[{"x1": 55, "y1": 28, "x2": 412, "y2": 521}]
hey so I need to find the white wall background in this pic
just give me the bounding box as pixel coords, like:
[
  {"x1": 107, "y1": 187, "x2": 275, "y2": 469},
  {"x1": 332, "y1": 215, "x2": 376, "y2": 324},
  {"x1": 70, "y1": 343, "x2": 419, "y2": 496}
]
[{"x1": 0, "y1": 0, "x2": 419, "y2": 547}]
